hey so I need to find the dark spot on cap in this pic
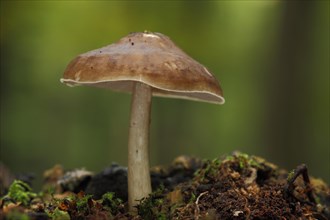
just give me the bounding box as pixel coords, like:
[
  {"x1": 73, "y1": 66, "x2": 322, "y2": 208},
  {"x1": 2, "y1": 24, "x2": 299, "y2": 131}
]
[
  {"x1": 131, "y1": 42, "x2": 134, "y2": 46},
  {"x1": 90, "y1": 66, "x2": 93, "y2": 69}
]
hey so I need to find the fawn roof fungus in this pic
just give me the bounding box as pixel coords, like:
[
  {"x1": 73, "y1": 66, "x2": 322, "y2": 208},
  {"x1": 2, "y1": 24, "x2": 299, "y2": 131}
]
[{"x1": 60, "y1": 32, "x2": 224, "y2": 104}]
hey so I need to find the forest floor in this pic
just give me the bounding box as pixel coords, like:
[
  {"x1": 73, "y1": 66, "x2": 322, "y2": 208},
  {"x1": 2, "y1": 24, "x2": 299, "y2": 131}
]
[{"x1": 0, "y1": 152, "x2": 329, "y2": 220}]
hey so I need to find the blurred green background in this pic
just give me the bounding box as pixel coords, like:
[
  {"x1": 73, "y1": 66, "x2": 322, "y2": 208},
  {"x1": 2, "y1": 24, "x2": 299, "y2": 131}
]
[{"x1": 1, "y1": 0, "x2": 329, "y2": 188}]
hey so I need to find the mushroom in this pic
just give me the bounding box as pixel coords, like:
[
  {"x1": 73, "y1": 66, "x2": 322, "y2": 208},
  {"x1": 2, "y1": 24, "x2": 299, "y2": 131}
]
[{"x1": 60, "y1": 31, "x2": 224, "y2": 210}]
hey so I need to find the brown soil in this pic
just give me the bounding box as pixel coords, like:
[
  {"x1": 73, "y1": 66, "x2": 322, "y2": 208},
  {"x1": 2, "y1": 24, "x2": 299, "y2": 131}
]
[{"x1": 0, "y1": 152, "x2": 329, "y2": 220}]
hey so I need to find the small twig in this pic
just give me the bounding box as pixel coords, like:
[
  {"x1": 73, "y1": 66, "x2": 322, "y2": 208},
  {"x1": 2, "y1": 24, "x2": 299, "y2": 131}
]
[
  {"x1": 285, "y1": 164, "x2": 316, "y2": 204},
  {"x1": 194, "y1": 191, "x2": 208, "y2": 220}
]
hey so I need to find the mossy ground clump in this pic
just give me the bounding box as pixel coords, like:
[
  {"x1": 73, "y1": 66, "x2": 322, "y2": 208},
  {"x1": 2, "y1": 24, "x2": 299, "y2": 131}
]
[{"x1": 1, "y1": 153, "x2": 329, "y2": 220}]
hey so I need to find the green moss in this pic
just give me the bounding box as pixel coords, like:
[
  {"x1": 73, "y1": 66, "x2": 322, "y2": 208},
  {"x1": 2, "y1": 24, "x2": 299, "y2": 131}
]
[
  {"x1": 47, "y1": 208, "x2": 70, "y2": 220},
  {"x1": 248, "y1": 157, "x2": 262, "y2": 168},
  {"x1": 101, "y1": 192, "x2": 122, "y2": 214},
  {"x1": 224, "y1": 155, "x2": 234, "y2": 161},
  {"x1": 6, "y1": 210, "x2": 30, "y2": 220},
  {"x1": 231, "y1": 152, "x2": 257, "y2": 169},
  {"x1": 137, "y1": 186, "x2": 168, "y2": 220},
  {"x1": 3, "y1": 180, "x2": 37, "y2": 206},
  {"x1": 287, "y1": 169, "x2": 295, "y2": 182},
  {"x1": 194, "y1": 158, "x2": 222, "y2": 182},
  {"x1": 231, "y1": 152, "x2": 263, "y2": 169},
  {"x1": 188, "y1": 192, "x2": 196, "y2": 203},
  {"x1": 76, "y1": 194, "x2": 92, "y2": 213},
  {"x1": 314, "y1": 194, "x2": 321, "y2": 204}
]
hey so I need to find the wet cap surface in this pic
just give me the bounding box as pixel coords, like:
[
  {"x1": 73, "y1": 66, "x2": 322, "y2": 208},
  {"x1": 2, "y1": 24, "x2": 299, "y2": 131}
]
[{"x1": 61, "y1": 32, "x2": 224, "y2": 104}]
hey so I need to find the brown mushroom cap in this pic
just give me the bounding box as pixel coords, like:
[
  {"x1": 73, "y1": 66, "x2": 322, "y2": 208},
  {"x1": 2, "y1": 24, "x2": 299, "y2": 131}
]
[{"x1": 61, "y1": 32, "x2": 224, "y2": 104}]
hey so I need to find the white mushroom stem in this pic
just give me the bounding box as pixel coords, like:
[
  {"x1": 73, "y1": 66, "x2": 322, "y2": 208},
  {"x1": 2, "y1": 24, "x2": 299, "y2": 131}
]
[{"x1": 127, "y1": 82, "x2": 152, "y2": 211}]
